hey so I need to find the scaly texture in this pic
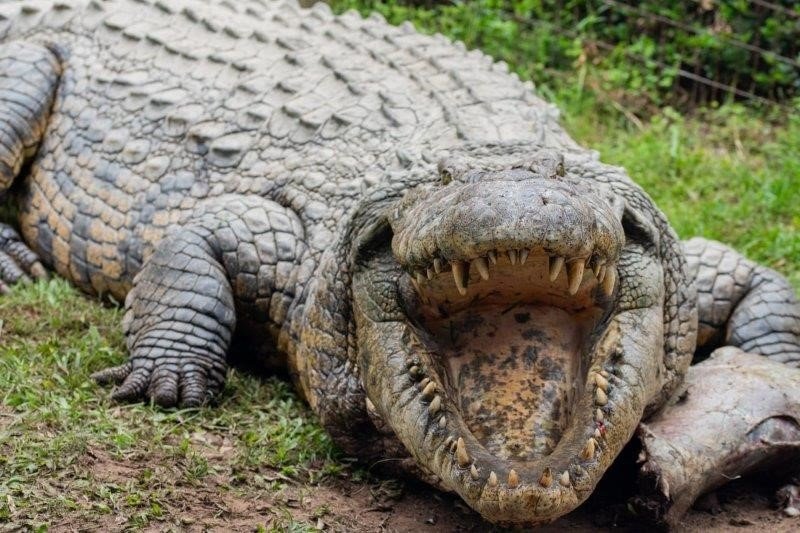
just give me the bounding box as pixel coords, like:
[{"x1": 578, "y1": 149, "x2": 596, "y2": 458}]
[{"x1": 0, "y1": 0, "x2": 796, "y2": 525}]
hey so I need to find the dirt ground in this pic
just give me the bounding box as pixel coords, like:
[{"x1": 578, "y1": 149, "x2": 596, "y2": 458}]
[{"x1": 68, "y1": 450, "x2": 798, "y2": 532}]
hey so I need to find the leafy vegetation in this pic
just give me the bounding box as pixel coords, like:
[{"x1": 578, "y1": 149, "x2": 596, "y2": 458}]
[
  {"x1": 1, "y1": 1, "x2": 798, "y2": 530},
  {"x1": 332, "y1": 0, "x2": 800, "y2": 106}
]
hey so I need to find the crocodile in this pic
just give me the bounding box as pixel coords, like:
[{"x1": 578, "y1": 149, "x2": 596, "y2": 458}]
[{"x1": 0, "y1": 0, "x2": 798, "y2": 525}]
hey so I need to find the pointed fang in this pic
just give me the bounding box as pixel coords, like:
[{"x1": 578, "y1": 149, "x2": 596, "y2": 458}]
[
  {"x1": 507, "y1": 469, "x2": 520, "y2": 488},
  {"x1": 428, "y1": 395, "x2": 441, "y2": 414},
  {"x1": 470, "y1": 464, "x2": 479, "y2": 480},
  {"x1": 602, "y1": 267, "x2": 617, "y2": 296},
  {"x1": 519, "y1": 249, "x2": 529, "y2": 265},
  {"x1": 596, "y1": 387, "x2": 608, "y2": 406},
  {"x1": 508, "y1": 250, "x2": 518, "y2": 265},
  {"x1": 455, "y1": 437, "x2": 470, "y2": 467},
  {"x1": 559, "y1": 470, "x2": 571, "y2": 487},
  {"x1": 421, "y1": 381, "x2": 436, "y2": 400},
  {"x1": 438, "y1": 415, "x2": 446, "y2": 429},
  {"x1": 567, "y1": 260, "x2": 585, "y2": 295},
  {"x1": 549, "y1": 256, "x2": 565, "y2": 281},
  {"x1": 474, "y1": 257, "x2": 490, "y2": 280},
  {"x1": 538, "y1": 468, "x2": 552, "y2": 488},
  {"x1": 488, "y1": 250, "x2": 497, "y2": 264},
  {"x1": 580, "y1": 438, "x2": 597, "y2": 460},
  {"x1": 433, "y1": 258, "x2": 442, "y2": 274},
  {"x1": 426, "y1": 268, "x2": 434, "y2": 280},
  {"x1": 451, "y1": 261, "x2": 468, "y2": 296}
]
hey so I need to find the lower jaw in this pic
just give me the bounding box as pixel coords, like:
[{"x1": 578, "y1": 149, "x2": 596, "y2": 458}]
[{"x1": 356, "y1": 302, "x2": 665, "y2": 524}]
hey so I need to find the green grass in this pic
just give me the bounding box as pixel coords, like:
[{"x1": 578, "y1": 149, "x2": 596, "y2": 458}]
[
  {"x1": 1, "y1": 2, "x2": 799, "y2": 531},
  {"x1": 0, "y1": 280, "x2": 339, "y2": 530}
]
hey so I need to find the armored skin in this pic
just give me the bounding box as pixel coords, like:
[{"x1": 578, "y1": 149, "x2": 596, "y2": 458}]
[{"x1": 0, "y1": 0, "x2": 797, "y2": 525}]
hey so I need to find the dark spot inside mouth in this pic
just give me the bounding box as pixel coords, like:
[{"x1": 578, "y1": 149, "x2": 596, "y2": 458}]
[{"x1": 514, "y1": 312, "x2": 531, "y2": 323}]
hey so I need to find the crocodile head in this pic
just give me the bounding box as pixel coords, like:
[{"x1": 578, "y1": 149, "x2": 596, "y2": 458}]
[{"x1": 347, "y1": 148, "x2": 686, "y2": 525}]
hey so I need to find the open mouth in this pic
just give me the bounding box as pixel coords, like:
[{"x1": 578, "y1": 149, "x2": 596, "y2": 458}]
[
  {"x1": 401, "y1": 249, "x2": 616, "y2": 465},
  {"x1": 350, "y1": 166, "x2": 669, "y2": 523}
]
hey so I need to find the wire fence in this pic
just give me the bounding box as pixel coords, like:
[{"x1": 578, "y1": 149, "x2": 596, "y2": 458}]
[{"x1": 513, "y1": 0, "x2": 800, "y2": 106}]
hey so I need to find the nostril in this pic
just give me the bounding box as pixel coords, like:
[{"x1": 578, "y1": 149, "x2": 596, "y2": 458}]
[{"x1": 542, "y1": 196, "x2": 549, "y2": 206}]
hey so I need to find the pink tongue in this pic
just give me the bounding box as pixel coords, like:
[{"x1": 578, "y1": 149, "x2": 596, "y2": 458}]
[{"x1": 428, "y1": 304, "x2": 591, "y2": 461}]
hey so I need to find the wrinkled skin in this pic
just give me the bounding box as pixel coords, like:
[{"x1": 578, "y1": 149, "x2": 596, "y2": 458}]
[{"x1": 0, "y1": 0, "x2": 797, "y2": 526}]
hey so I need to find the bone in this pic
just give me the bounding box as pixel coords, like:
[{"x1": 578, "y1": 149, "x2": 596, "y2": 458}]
[
  {"x1": 508, "y1": 249, "x2": 518, "y2": 265},
  {"x1": 451, "y1": 260, "x2": 468, "y2": 295},
  {"x1": 580, "y1": 437, "x2": 596, "y2": 460},
  {"x1": 488, "y1": 471, "x2": 498, "y2": 487},
  {"x1": 567, "y1": 260, "x2": 585, "y2": 295},
  {"x1": 559, "y1": 470, "x2": 571, "y2": 487},
  {"x1": 539, "y1": 468, "x2": 553, "y2": 487},
  {"x1": 602, "y1": 267, "x2": 616, "y2": 296},
  {"x1": 549, "y1": 256, "x2": 564, "y2": 281},
  {"x1": 474, "y1": 257, "x2": 490, "y2": 280},
  {"x1": 508, "y1": 469, "x2": 520, "y2": 488},
  {"x1": 634, "y1": 347, "x2": 800, "y2": 526},
  {"x1": 455, "y1": 437, "x2": 470, "y2": 467}
]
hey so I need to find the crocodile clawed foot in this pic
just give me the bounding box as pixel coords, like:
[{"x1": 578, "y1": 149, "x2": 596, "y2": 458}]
[
  {"x1": 0, "y1": 224, "x2": 48, "y2": 290},
  {"x1": 92, "y1": 359, "x2": 221, "y2": 408}
]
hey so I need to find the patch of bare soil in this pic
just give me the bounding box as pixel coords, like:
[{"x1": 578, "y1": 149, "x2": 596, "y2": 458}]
[{"x1": 54, "y1": 447, "x2": 799, "y2": 532}]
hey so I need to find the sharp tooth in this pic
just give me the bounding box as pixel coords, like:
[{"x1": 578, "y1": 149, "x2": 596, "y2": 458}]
[
  {"x1": 559, "y1": 470, "x2": 571, "y2": 487},
  {"x1": 488, "y1": 471, "x2": 498, "y2": 487},
  {"x1": 415, "y1": 271, "x2": 425, "y2": 285},
  {"x1": 433, "y1": 258, "x2": 442, "y2": 274},
  {"x1": 409, "y1": 365, "x2": 421, "y2": 378},
  {"x1": 580, "y1": 438, "x2": 596, "y2": 460},
  {"x1": 507, "y1": 250, "x2": 518, "y2": 265},
  {"x1": 444, "y1": 436, "x2": 453, "y2": 448},
  {"x1": 507, "y1": 469, "x2": 520, "y2": 488},
  {"x1": 474, "y1": 257, "x2": 490, "y2": 280},
  {"x1": 426, "y1": 268, "x2": 434, "y2": 280},
  {"x1": 421, "y1": 381, "x2": 436, "y2": 400},
  {"x1": 592, "y1": 260, "x2": 604, "y2": 278},
  {"x1": 567, "y1": 260, "x2": 585, "y2": 295},
  {"x1": 487, "y1": 250, "x2": 497, "y2": 264},
  {"x1": 519, "y1": 249, "x2": 529, "y2": 265},
  {"x1": 594, "y1": 373, "x2": 609, "y2": 391},
  {"x1": 595, "y1": 387, "x2": 608, "y2": 406},
  {"x1": 428, "y1": 395, "x2": 441, "y2": 414},
  {"x1": 451, "y1": 261, "x2": 468, "y2": 295},
  {"x1": 419, "y1": 377, "x2": 431, "y2": 389},
  {"x1": 600, "y1": 369, "x2": 610, "y2": 378},
  {"x1": 470, "y1": 464, "x2": 480, "y2": 480},
  {"x1": 602, "y1": 267, "x2": 616, "y2": 296},
  {"x1": 538, "y1": 468, "x2": 552, "y2": 488},
  {"x1": 549, "y1": 256, "x2": 564, "y2": 281},
  {"x1": 410, "y1": 277, "x2": 421, "y2": 293},
  {"x1": 594, "y1": 428, "x2": 602, "y2": 439},
  {"x1": 596, "y1": 408, "x2": 604, "y2": 422},
  {"x1": 597, "y1": 265, "x2": 607, "y2": 283},
  {"x1": 438, "y1": 416, "x2": 447, "y2": 429},
  {"x1": 455, "y1": 437, "x2": 470, "y2": 467}
]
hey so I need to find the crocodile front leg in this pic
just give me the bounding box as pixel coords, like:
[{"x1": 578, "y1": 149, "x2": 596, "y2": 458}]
[
  {"x1": 93, "y1": 195, "x2": 309, "y2": 407},
  {"x1": 0, "y1": 41, "x2": 60, "y2": 287}
]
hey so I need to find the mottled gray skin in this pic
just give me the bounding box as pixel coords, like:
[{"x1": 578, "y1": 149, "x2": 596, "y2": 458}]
[{"x1": 0, "y1": 0, "x2": 797, "y2": 525}]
